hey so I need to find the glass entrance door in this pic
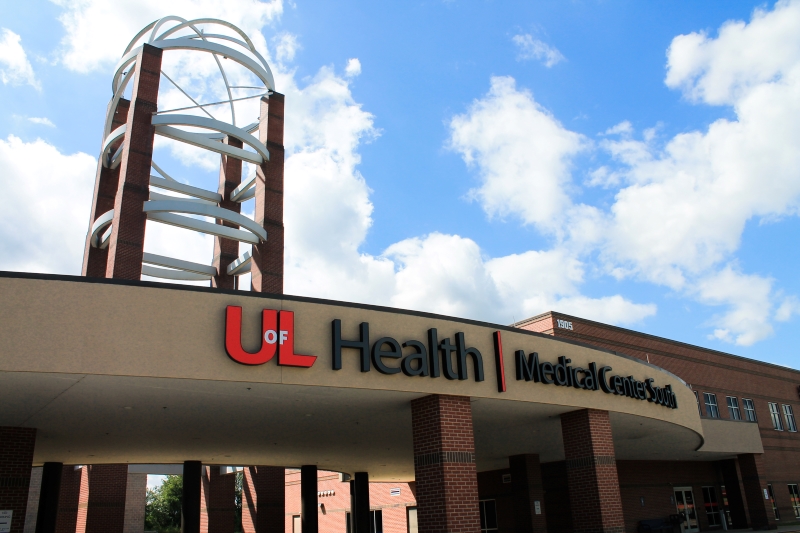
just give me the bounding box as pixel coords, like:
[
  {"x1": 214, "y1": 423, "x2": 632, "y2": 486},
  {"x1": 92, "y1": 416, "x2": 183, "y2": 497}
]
[{"x1": 674, "y1": 487, "x2": 700, "y2": 533}]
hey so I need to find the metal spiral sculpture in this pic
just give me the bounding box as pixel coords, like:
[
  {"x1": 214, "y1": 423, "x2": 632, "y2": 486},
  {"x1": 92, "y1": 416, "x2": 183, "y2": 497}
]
[{"x1": 88, "y1": 17, "x2": 275, "y2": 282}]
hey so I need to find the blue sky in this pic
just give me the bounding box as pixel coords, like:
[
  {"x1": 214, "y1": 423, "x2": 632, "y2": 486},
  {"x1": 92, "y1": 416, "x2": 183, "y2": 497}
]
[{"x1": 1, "y1": 0, "x2": 800, "y2": 370}]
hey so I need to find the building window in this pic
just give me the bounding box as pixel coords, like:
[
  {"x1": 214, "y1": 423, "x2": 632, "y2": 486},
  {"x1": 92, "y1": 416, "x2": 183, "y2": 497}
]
[
  {"x1": 479, "y1": 500, "x2": 498, "y2": 533},
  {"x1": 768, "y1": 484, "x2": 780, "y2": 520},
  {"x1": 292, "y1": 515, "x2": 301, "y2": 533},
  {"x1": 726, "y1": 396, "x2": 741, "y2": 420},
  {"x1": 783, "y1": 404, "x2": 797, "y2": 432},
  {"x1": 406, "y1": 507, "x2": 418, "y2": 533},
  {"x1": 346, "y1": 510, "x2": 384, "y2": 533},
  {"x1": 769, "y1": 402, "x2": 784, "y2": 430},
  {"x1": 720, "y1": 485, "x2": 733, "y2": 528},
  {"x1": 694, "y1": 390, "x2": 702, "y2": 416},
  {"x1": 702, "y1": 487, "x2": 722, "y2": 527},
  {"x1": 789, "y1": 485, "x2": 800, "y2": 519},
  {"x1": 370, "y1": 510, "x2": 383, "y2": 533},
  {"x1": 704, "y1": 393, "x2": 720, "y2": 418},
  {"x1": 743, "y1": 398, "x2": 757, "y2": 422}
]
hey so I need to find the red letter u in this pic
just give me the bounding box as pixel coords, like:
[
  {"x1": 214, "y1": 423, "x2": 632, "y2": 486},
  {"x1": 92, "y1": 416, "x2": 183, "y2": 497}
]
[{"x1": 225, "y1": 306, "x2": 277, "y2": 365}]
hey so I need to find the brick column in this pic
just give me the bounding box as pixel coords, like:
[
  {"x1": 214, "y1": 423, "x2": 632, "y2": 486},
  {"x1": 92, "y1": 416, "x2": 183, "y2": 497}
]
[
  {"x1": 0, "y1": 427, "x2": 36, "y2": 533},
  {"x1": 24, "y1": 467, "x2": 42, "y2": 533},
  {"x1": 200, "y1": 467, "x2": 235, "y2": 533},
  {"x1": 55, "y1": 465, "x2": 88, "y2": 533},
  {"x1": 410, "y1": 394, "x2": 480, "y2": 533},
  {"x1": 84, "y1": 465, "x2": 128, "y2": 533},
  {"x1": 212, "y1": 137, "x2": 244, "y2": 289},
  {"x1": 251, "y1": 93, "x2": 284, "y2": 294},
  {"x1": 104, "y1": 43, "x2": 162, "y2": 280},
  {"x1": 737, "y1": 453, "x2": 776, "y2": 530},
  {"x1": 122, "y1": 473, "x2": 146, "y2": 533},
  {"x1": 509, "y1": 454, "x2": 547, "y2": 533},
  {"x1": 81, "y1": 98, "x2": 130, "y2": 278},
  {"x1": 242, "y1": 466, "x2": 284, "y2": 533},
  {"x1": 34, "y1": 463, "x2": 64, "y2": 533},
  {"x1": 560, "y1": 409, "x2": 624, "y2": 533}
]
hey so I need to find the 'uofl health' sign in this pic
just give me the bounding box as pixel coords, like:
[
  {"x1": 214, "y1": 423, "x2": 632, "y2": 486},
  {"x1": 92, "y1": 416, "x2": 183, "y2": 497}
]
[{"x1": 224, "y1": 306, "x2": 678, "y2": 409}]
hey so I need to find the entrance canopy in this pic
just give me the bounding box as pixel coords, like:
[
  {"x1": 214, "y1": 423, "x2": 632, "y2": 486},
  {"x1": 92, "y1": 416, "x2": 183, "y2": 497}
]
[{"x1": 0, "y1": 274, "x2": 723, "y2": 481}]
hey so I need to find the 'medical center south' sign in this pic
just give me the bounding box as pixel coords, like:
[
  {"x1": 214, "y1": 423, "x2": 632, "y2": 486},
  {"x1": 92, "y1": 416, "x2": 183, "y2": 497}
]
[{"x1": 225, "y1": 306, "x2": 678, "y2": 410}]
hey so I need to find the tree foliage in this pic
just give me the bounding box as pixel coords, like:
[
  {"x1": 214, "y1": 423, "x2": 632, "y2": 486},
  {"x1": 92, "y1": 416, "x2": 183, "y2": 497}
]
[{"x1": 145, "y1": 475, "x2": 182, "y2": 533}]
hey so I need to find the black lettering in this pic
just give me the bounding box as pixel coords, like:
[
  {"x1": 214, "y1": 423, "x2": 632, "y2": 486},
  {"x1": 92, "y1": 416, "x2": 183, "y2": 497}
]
[
  {"x1": 554, "y1": 356, "x2": 570, "y2": 386},
  {"x1": 427, "y1": 329, "x2": 441, "y2": 378},
  {"x1": 541, "y1": 362, "x2": 555, "y2": 384},
  {"x1": 516, "y1": 351, "x2": 540, "y2": 382},
  {"x1": 585, "y1": 363, "x2": 598, "y2": 391},
  {"x1": 599, "y1": 366, "x2": 613, "y2": 393},
  {"x1": 440, "y1": 337, "x2": 458, "y2": 380},
  {"x1": 573, "y1": 367, "x2": 585, "y2": 389},
  {"x1": 332, "y1": 319, "x2": 370, "y2": 372},
  {"x1": 372, "y1": 337, "x2": 402, "y2": 375},
  {"x1": 645, "y1": 378, "x2": 655, "y2": 402},
  {"x1": 455, "y1": 332, "x2": 484, "y2": 382},
  {"x1": 623, "y1": 377, "x2": 635, "y2": 398},
  {"x1": 636, "y1": 381, "x2": 646, "y2": 400},
  {"x1": 401, "y1": 340, "x2": 429, "y2": 377},
  {"x1": 613, "y1": 375, "x2": 624, "y2": 395}
]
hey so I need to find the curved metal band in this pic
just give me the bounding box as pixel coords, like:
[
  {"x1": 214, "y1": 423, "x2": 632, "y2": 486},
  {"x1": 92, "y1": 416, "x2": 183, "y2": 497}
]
[
  {"x1": 149, "y1": 175, "x2": 222, "y2": 202},
  {"x1": 101, "y1": 125, "x2": 127, "y2": 168},
  {"x1": 90, "y1": 210, "x2": 115, "y2": 248},
  {"x1": 151, "y1": 114, "x2": 269, "y2": 163},
  {"x1": 141, "y1": 264, "x2": 211, "y2": 282},
  {"x1": 154, "y1": 125, "x2": 264, "y2": 165},
  {"x1": 142, "y1": 252, "x2": 216, "y2": 276},
  {"x1": 226, "y1": 250, "x2": 252, "y2": 276},
  {"x1": 145, "y1": 212, "x2": 262, "y2": 245},
  {"x1": 143, "y1": 200, "x2": 266, "y2": 241},
  {"x1": 231, "y1": 174, "x2": 256, "y2": 202}
]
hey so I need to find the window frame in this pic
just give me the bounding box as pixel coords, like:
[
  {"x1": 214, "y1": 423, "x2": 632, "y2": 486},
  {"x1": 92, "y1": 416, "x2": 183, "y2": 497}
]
[
  {"x1": 742, "y1": 398, "x2": 757, "y2": 422},
  {"x1": 726, "y1": 396, "x2": 741, "y2": 421},
  {"x1": 704, "y1": 393, "x2": 720, "y2": 418},
  {"x1": 701, "y1": 486, "x2": 722, "y2": 527},
  {"x1": 479, "y1": 499, "x2": 498, "y2": 533},
  {"x1": 789, "y1": 484, "x2": 800, "y2": 520},
  {"x1": 782, "y1": 404, "x2": 797, "y2": 432},
  {"x1": 769, "y1": 402, "x2": 785, "y2": 431},
  {"x1": 768, "y1": 484, "x2": 780, "y2": 520},
  {"x1": 694, "y1": 390, "x2": 702, "y2": 416}
]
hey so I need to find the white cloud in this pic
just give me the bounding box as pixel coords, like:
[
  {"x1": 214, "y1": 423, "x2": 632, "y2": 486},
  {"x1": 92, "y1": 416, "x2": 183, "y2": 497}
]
[
  {"x1": 28, "y1": 117, "x2": 55, "y2": 127},
  {"x1": 344, "y1": 58, "x2": 361, "y2": 77},
  {"x1": 51, "y1": 0, "x2": 283, "y2": 73},
  {"x1": 0, "y1": 28, "x2": 40, "y2": 90},
  {"x1": 0, "y1": 136, "x2": 96, "y2": 274},
  {"x1": 449, "y1": 76, "x2": 586, "y2": 232},
  {"x1": 274, "y1": 33, "x2": 300, "y2": 63},
  {"x1": 512, "y1": 34, "x2": 565, "y2": 67}
]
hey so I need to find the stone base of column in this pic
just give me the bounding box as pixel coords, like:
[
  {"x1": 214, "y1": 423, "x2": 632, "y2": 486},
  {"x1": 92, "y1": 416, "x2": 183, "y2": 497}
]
[
  {"x1": 242, "y1": 466, "x2": 285, "y2": 533},
  {"x1": 0, "y1": 427, "x2": 36, "y2": 533},
  {"x1": 738, "y1": 454, "x2": 777, "y2": 530},
  {"x1": 560, "y1": 409, "x2": 625, "y2": 533},
  {"x1": 411, "y1": 395, "x2": 480, "y2": 533}
]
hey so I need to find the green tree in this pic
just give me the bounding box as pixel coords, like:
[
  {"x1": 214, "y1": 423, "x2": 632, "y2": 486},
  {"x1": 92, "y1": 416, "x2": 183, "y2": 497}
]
[{"x1": 145, "y1": 475, "x2": 183, "y2": 533}]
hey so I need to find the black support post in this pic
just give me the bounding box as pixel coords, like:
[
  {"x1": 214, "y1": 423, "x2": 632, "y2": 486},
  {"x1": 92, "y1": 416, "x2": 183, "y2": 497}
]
[
  {"x1": 354, "y1": 472, "x2": 370, "y2": 533},
  {"x1": 301, "y1": 465, "x2": 318, "y2": 533},
  {"x1": 35, "y1": 462, "x2": 63, "y2": 533},
  {"x1": 182, "y1": 461, "x2": 202, "y2": 533}
]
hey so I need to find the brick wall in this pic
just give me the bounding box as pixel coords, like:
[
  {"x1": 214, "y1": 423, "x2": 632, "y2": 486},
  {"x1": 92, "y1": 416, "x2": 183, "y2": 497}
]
[
  {"x1": 520, "y1": 311, "x2": 800, "y2": 524},
  {"x1": 410, "y1": 395, "x2": 480, "y2": 533},
  {"x1": 85, "y1": 464, "x2": 129, "y2": 533},
  {"x1": 211, "y1": 137, "x2": 244, "y2": 290},
  {"x1": 55, "y1": 465, "x2": 88, "y2": 533},
  {"x1": 201, "y1": 467, "x2": 235, "y2": 533},
  {"x1": 243, "y1": 466, "x2": 285, "y2": 533},
  {"x1": 560, "y1": 409, "x2": 625, "y2": 533},
  {"x1": 0, "y1": 427, "x2": 36, "y2": 533},
  {"x1": 476, "y1": 469, "x2": 514, "y2": 533},
  {"x1": 23, "y1": 467, "x2": 41, "y2": 533},
  {"x1": 123, "y1": 473, "x2": 146, "y2": 533},
  {"x1": 541, "y1": 461, "x2": 572, "y2": 533},
  {"x1": 284, "y1": 470, "x2": 415, "y2": 533}
]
